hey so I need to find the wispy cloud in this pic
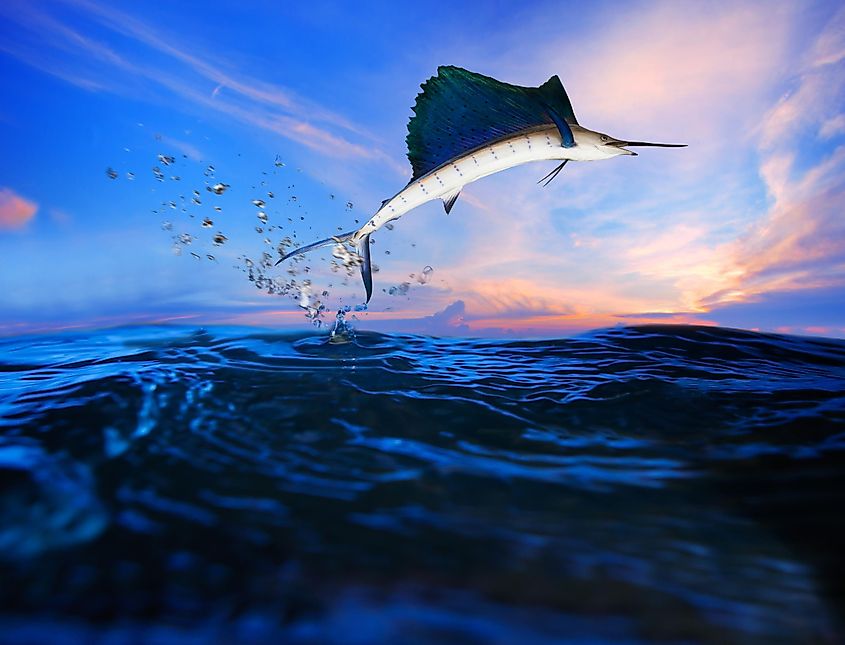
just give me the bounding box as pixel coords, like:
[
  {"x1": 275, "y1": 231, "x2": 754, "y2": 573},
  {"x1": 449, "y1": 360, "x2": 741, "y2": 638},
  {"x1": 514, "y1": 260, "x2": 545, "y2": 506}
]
[
  {"x1": 0, "y1": 0, "x2": 386, "y2": 160},
  {"x1": 157, "y1": 135, "x2": 204, "y2": 161},
  {"x1": 0, "y1": 188, "x2": 38, "y2": 230},
  {"x1": 701, "y1": 5, "x2": 845, "y2": 308}
]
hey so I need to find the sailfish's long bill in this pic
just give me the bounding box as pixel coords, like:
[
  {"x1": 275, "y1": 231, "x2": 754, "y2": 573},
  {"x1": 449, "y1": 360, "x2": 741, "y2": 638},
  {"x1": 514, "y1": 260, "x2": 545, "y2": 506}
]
[
  {"x1": 276, "y1": 66, "x2": 686, "y2": 302},
  {"x1": 607, "y1": 139, "x2": 688, "y2": 156}
]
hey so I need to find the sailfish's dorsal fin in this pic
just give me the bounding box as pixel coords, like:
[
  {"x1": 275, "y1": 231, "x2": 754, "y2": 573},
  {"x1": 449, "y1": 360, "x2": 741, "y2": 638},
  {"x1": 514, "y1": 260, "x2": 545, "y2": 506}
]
[{"x1": 406, "y1": 66, "x2": 577, "y2": 182}]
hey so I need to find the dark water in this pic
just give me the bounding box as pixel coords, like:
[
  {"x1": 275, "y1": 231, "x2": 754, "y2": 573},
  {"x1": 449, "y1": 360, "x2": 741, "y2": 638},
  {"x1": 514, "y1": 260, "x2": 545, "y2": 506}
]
[{"x1": 1, "y1": 324, "x2": 844, "y2": 644}]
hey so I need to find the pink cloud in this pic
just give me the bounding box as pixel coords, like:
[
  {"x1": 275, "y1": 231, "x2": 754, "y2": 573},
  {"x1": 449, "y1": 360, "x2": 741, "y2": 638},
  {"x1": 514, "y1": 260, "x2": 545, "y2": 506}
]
[
  {"x1": 571, "y1": 3, "x2": 790, "y2": 136},
  {"x1": 420, "y1": 2, "x2": 845, "y2": 326},
  {"x1": 701, "y1": 10, "x2": 845, "y2": 308},
  {"x1": 0, "y1": 188, "x2": 37, "y2": 230}
]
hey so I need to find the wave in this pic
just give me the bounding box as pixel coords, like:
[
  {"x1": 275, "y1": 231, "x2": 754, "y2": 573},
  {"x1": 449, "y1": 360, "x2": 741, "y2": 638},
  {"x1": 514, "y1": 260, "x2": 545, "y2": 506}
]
[{"x1": 1, "y1": 324, "x2": 844, "y2": 643}]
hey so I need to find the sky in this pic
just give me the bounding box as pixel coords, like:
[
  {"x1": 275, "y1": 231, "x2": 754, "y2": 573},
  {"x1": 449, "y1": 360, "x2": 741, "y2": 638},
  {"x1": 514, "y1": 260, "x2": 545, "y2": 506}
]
[{"x1": 1, "y1": 0, "x2": 844, "y2": 338}]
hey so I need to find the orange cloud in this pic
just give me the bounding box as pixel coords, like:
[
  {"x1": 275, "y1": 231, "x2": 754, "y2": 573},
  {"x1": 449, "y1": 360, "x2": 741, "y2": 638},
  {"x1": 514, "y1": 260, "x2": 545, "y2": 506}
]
[{"x1": 0, "y1": 188, "x2": 37, "y2": 230}]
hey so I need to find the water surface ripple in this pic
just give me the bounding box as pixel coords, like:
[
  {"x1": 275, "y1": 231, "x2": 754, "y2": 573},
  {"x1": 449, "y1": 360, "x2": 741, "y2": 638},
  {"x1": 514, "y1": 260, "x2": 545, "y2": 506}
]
[{"x1": 1, "y1": 324, "x2": 844, "y2": 643}]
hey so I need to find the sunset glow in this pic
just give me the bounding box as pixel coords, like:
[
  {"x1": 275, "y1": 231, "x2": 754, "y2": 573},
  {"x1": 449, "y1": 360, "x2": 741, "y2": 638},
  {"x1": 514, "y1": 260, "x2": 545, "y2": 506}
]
[{"x1": 1, "y1": 0, "x2": 843, "y2": 337}]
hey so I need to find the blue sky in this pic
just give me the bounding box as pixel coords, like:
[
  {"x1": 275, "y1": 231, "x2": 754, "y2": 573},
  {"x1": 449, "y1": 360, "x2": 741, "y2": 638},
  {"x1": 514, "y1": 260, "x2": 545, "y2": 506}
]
[{"x1": 1, "y1": 0, "x2": 844, "y2": 337}]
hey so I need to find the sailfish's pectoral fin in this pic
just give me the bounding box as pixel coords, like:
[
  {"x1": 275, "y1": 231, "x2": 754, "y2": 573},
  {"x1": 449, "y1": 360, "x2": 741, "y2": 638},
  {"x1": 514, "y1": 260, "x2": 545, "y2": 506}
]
[
  {"x1": 537, "y1": 73, "x2": 576, "y2": 148},
  {"x1": 442, "y1": 188, "x2": 461, "y2": 214},
  {"x1": 537, "y1": 160, "x2": 568, "y2": 187},
  {"x1": 544, "y1": 109, "x2": 575, "y2": 148}
]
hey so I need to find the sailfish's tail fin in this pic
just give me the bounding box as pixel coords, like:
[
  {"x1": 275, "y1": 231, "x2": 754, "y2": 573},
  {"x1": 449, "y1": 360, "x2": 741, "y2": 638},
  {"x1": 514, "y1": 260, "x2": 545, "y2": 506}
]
[
  {"x1": 275, "y1": 230, "x2": 374, "y2": 303},
  {"x1": 274, "y1": 231, "x2": 355, "y2": 265},
  {"x1": 356, "y1": 234, "x2": 373, "y2": 303}
]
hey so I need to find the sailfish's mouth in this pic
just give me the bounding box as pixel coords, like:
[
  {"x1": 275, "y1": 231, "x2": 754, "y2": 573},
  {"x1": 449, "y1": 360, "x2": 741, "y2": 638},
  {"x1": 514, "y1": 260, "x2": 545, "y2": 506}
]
[{"x1": 610, "y1": 139, "x2": 688, "y2": 156}]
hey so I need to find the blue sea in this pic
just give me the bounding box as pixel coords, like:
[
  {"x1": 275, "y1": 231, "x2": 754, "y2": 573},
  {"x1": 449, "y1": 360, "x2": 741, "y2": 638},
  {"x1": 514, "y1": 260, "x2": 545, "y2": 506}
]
[{"x1": 1, "y1": 324, "x2": 844, "y2": 643}]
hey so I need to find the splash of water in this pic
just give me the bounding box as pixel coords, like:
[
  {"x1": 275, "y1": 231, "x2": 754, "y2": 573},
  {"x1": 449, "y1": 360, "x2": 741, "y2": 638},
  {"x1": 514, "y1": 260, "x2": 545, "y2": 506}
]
[
  {"x1": 329, "y1": 306, "x2": 356, "y2": 343},
  {"x1": 114, "y1": 147, "x2": 437, "y2": 329}
]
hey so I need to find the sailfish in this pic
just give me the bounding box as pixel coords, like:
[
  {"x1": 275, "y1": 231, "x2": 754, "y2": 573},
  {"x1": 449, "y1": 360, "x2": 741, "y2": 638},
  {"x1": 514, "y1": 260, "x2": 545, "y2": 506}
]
[{"x1": 276, "y1": 66, "x2": 685, "y2": 301}]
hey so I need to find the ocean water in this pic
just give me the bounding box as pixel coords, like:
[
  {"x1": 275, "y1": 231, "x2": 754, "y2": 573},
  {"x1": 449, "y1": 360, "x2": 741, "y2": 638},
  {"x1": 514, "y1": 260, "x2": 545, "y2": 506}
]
[{"x1": 1, "y1": 324, "x2": 844, "y2": 643}]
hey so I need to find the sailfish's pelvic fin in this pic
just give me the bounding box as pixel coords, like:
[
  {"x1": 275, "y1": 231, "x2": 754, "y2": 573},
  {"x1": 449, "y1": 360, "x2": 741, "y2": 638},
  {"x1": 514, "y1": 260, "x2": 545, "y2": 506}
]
[
  {"x1": 442, "y1": 188, "x2": 461, "y2": 214},
  {"x1": 406, "y1": 66, "x2": 578, "y2": 182},
  {"x1": 538, "y1": 160, "x2": 569, "y2": 187}
]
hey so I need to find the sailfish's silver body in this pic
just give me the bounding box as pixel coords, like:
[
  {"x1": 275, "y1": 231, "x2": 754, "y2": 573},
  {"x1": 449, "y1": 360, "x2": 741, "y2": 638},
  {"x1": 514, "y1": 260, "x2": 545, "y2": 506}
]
[
  {"x1": 359, "y1": 124, "x2": 624, "y2": 242},
  {"x1": 278, "y1": 66, "x2": 685, "y2": 301}
]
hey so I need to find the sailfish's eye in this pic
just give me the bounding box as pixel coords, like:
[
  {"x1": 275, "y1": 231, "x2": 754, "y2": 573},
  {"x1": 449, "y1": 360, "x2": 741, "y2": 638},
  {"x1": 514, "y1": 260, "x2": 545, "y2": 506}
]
[{"x1": 601, "y1": 135, "x2": 608, "y2": 141}]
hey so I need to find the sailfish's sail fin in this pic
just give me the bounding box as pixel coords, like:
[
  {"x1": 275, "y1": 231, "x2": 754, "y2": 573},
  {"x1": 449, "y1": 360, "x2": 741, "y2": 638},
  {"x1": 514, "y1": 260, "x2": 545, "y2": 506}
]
[{"x1": 406, "y1": 66, "x2": 577, "y2": 182}]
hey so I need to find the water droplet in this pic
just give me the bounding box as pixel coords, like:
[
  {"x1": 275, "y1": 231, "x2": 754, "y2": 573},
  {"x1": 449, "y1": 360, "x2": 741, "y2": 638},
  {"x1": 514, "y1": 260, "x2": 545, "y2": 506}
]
[
  {"x1": 126, "y1": 172, "x2": 135, "y2": 181},
  {"x1": 345, "y1": 201, "x2": 353, "y2": 210},
  {"x1": 106, "y1": 167, "x2": 118, "y2": 179},
  {"x1": 255, "y1": 226, "x2": 264, "y2": 233},
  {"x1": 416, "y1": 265, "x2": 433, "y2": 284},
  {"x1": 385, "y1": 250, "x2": 391, "y2": 255},
  {"x1": 257, "y1": 212, "x2": 267, "y2": 224},
  {"x1": 202, "y1": 217, "x2": 213, "y2": 228},
  {"x1": 152, "y1": 167, "x2": 164, "y2": 181},
  {"x1": 267, "y1": 191, "x2": 274, "y2": 198},
  {"x1": 252, "y1": 199, "x2": 265, "y2": 208},
  {"x1": 274, "y1": 155, "x2": 285, "y2": 168},
  {"x1": 204, "y1": 165, "x2": 215, "y2": 177},
  {"x1": 178, "y1": 233, "x2": 193, "y2": 245},
  {"x1": 161, "y1": 221, "x2": 173, "y2": 231},
  {"x1": 385, "y1": 223, "x2": 394, "y2": 230},
  {"x1": 389, "y1": 282, "x2": 410, "y2": 296},
  {"x1": 206, "y1": 254, "x2": 216, "y2": 262},
  {"x1": 192, "y1": 196, "x2": 201, "y2": 205},
  {"x1": 209, "y1": 183, "x2": 229, "y2": 195},
  {"x1": 157, "y1": 154, "x2": 175, "y2": 166},
  {"x1": 212, "y1": 232, "x2": 228, "y2": 245},
  {"x1": 191, "y1": 252, "x2": 201, "y2": 260},
  {"x1": 214, "y1": 206, "x2": 222, "y2": 212}
]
